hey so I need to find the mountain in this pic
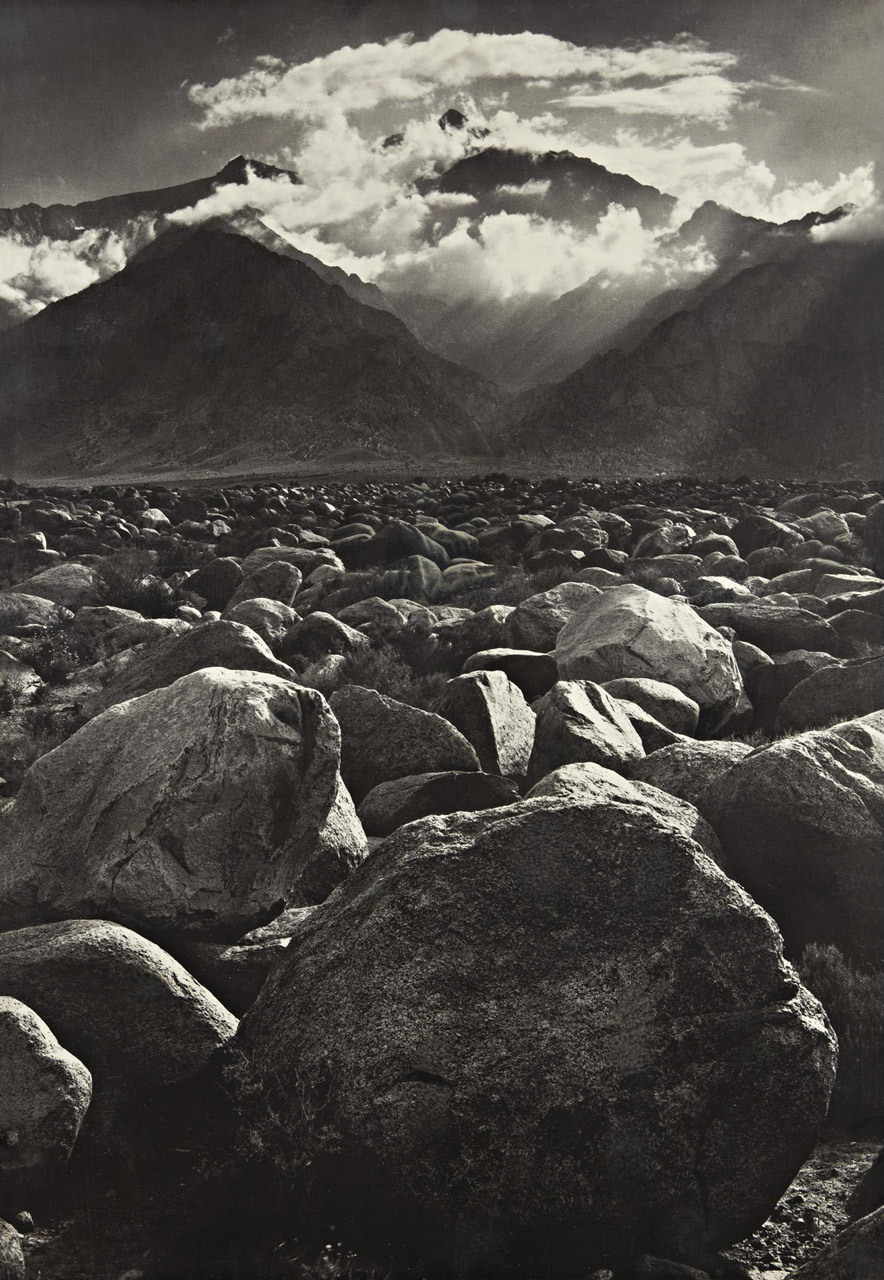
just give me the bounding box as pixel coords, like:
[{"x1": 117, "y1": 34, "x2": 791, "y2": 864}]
[
  {"x1": 0, "y1": 226, "x2": 497, "y2": 478},
  {"x1": 0, "y1": 156, "x2": 298, "y2": 244},
  {"x1": 506, "y1": 240, "x2": 884, "y2": 476}
]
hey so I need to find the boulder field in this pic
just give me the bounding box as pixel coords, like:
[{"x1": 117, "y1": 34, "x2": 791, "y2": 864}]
[{"x1": 0, "y1": 472, "x2": 880, "y2": 1277}]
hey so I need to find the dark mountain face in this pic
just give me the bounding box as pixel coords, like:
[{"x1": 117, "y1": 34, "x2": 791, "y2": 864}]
[
  {"x1": 0, "y1": 156, "x2": 299, "y2": 245},
  {"x1": 420, "y1": 147, "x2": 676, "y2": 240},
  {"x1": 506, "y1": 240, "x2": 884, "y2": 476},
  {"x1": 0, "y1": 227, "x2": 495, "y2": 477}
]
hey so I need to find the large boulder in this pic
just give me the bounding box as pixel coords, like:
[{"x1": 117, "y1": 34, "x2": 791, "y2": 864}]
[
  {"x1": 702, "y1": 717, "x2": 884, "y2": 966},
  {"x1": 601, "y1": 677, "x2": 700, "y2": 735},
  {"x1": 555, "y1": 585, "x2": 742, "y2": 721},
  {"x1": 0, "y1": 668, "x2": 345, "y2": 940},
  {"x1": 461, "y1": 648, "x2": 558, "y2": 700},
  {"x1": 0, "y1": 996, "x2": 92, "y2": 1188},
  {"x1": 435, "y1": 671, "x2": 535, "y2": 780},
  {"x1": 85, "y1": 619, "x2": 295, "y2": 716},
  {"x1": 504, "y1": 582, "x2": 602, "y2": 652},
  {"x1": 186, "y1": 557, "x2": 244, "y2": 611},
  {"x1": 0, "y1": 921, "x2": 235, "y2": 1117},
  {"x1": 328, "y1": 686, "x2": 480, "y2": 803},
  {"x1": 225, "y1": 560, "x2": 302, "y2": 610},
  {"x1": 232, "y1": 798, "x2": 836, "y2": 1276},
  {"x1": 626, "y1": 741, "x2": 753, "y2": 811},
  {"x1": 696, "y1": 603, "x2": 840, "y2": 656},
  {"x1": 527, "y1": 679, "x2": 645, "y2": 785},
  {"x1": 0, "y1": 593, "x2": 72, "y2": 637},
  {"x1": 7, "y1": 562, "x2": 99, "y2": 611},
  {"x1": 357, "y1": 771, "x2": 519, "y2": 837},
  {"x1": 774, "y1": 657, "x2": 884, "y2": 734}
]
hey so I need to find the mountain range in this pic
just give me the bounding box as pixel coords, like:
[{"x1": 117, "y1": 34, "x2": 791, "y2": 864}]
[{"x1": 0, "y1": 132, "x2": 879, "y2": 479}]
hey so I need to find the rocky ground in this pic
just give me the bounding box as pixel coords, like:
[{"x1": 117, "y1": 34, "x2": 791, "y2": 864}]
[{"x1": 0, "y1": 471, "x2": 881, "y2": 1280}]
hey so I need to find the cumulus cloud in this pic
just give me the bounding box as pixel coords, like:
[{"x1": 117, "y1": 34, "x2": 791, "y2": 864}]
[
  {"x1": 0, "y1": 226, "x2": 144, "y2": 321},
  {"x1": 188, "y1": 30, "x2": 741, "y2": 128},
  {"x1": 552, "y1": 74, "x2": 745, "y2": 125}
]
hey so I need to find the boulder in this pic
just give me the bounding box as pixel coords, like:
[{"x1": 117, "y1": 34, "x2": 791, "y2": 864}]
[
  {"x1": 222, "y1": 598, "x2": 299, "y2": 646},
  {"x1": 279, "y1": 612, "x2": 370, "y2": 664},
  {"x1": 357, "y1": 771, "x2": 519, "y2": 837},
  {"x1": 525, "y1": 761, "x2": 720, "y2": 859},
  {"x1": 774, "y1": 657, "x2": 884, "y2": 734},
  {"x1": 0, "y1": 921, "x2": 235, "y2": 1118},
  {"x1": 0, "y1": 1219, "x2": 24, "y2": 1279},
  {"x1": 556, "y1": 585, "x2": 741, "y2": 719},
  {"x1": 504, "y1": 582, "x2": 602, "y2": 651},
  {"x1": 0, "y1": 996, "x2": 92, "y2": 1188},
  {"x1": 328, "y1": 685, "x2": 480, "y2": 803},
  {"x1": 702, "y1": 718, "x2": 884, "y2": 965},
  {"x1": 435, "y1": 671, "x2": 535, "y2": 780},
  {"x1": 297, "y1": 774, "x2": 368, "y2": 905},
  {"x1": 461, "y1": 648, "x2": 558, "y2": 700},
  {"x1": 626, "y1": 742, "x2": 753, "y2": 811},
  {"x1": 186, "y1": 557, "x2": 244, "y2": 611},
  {"x1": 233, "y1": 797, "x2": 835, "y2": 1276},
  {"x1": 527, "y1": 680, "x2": 645, "y2": 785},
  {"x1": 744, "y1": 650, "x2": 842, "y2": 734},
  {"x1": 602, "y1": 678, "x2": 700, "y2": 735},
  {"x1": 0, "y1": 593, "x2": 73, "y2": 638},
  {"x1": 7, "y1": 562, "x2": 99, "y2": 611},
  {"x1": 696, "y1": 603, "x2": 840, "y2": 657},
  {"x1": 225, "y1": 560, "x2": 302, "y2": 610},
  {"x1": 613, "y1": 698, "x2": 693, "y2": 754},
  {"x1": 0, "y1": 668, "x2": 345, "y2": 940},
  {"x1": 85, "y1": 619, "x2": 295, "y2": 716},
  {"x1": 241, "y1": 545, "x2": 343, "y2": 577}
]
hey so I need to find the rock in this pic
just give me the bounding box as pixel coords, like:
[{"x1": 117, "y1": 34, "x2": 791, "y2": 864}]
[
  {"x1": 0, "y1": 668, "x2": 345, "y2": 940},
  {"x1": 85, "y1": 619, "x2": 295, "y2": 716},
  {"x1": 297, "y1": 774, "x2": 368, "y2": 905},
  {"x1": 435, "y1": 671, "x2": 535, "y2": 780},
  {"x1": 225, "y1": 560, "x2": 302, "y2": 610},
  {"x1": 614, "y1": 698, "x2": 692, "y2": 753},
  {"x1": 504, "y1": 582, "x2": 602, "y2": 651},
  {"x1": 685, "y1": 576, "x2": 755, "y2": 606},
  {"x1": 784, "y1": 1205, "x2": 884, "y2": 1280},
  {"x1": 774, "y1": 657, "x2": 884, "y2": 733},
  {"x1": 0, "y1": 651, "x2": 42, "y2": 705},
  {"x1": 0, "y1": 996, "x2": 92, "y2": 1188},
  {"x1": 744, "y1": 650, "x2": 842, "y2": 734},
  {"x1": 0, "y1": 921, "x2": 236, "y2": 1119},
  {"x1": 279, "y1": 613, "x2": 370, "y2": 664},
  {"x1": 241, "y1": 545, "x2": 343, "y2": 577},
  {"x1": 0, "y1": 1219, "x2": 24, "y2": 1279},
  {"x1": 328, "y1": 685, "x2": 480, "y2": 803},
  {"x1": 696, "y1": 603, "x2": 840, "y2": 656},
  {"x1": 525, "y1": 761, "x2": 721, "y2": 859},
  {"x1": 0, "y1": 593, "x2": 73, "y2": 637},
  {"x1": 174, "y1": 939, "x2": 289, "y2": 1018},
  {"x1": 222, "y1": 598, "x2": 299, "y2": 646},
  {"x1": 556, "y1": 585, "x2": 741, "y2": 720},
  {"x1": 233, "y1": 797, "x2": 835, "y2": 1276},
  {"x1": 186, "y1": 558, "x2": 244, "y2": 611},
  {"x1": 730, "y1": 515, "x2": 804, "y2": 556},
  {"x1": 461, "y1": 648, "x2": 558, "y2": 700},
  {"x1": 527, "y1": 680, "x2": 645, "y2": 784},
  {"x1": 829, "y1": 609, "x2": 884, "y2": 657},
  {"x1": 602, "y1": 678, "x2": 700, "y2": 735},
  {"x1": 7, "y1": 562, "x2": 99, "y2": 611},
  {"x1": 702, "y1": 718, "x2": 884, "y2": 965},
  {"x1": 357, "y1": 771, "x2": 519, "y2": 837},
  {"x1": 625, "y1": 742, "x2": 754, "y2": 811},
  {"x1": 382, "y1": 555, "x2": 443, "y2": 602}
]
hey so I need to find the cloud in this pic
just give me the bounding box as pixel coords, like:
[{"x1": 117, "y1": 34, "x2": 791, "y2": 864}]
[
  {"x1": 188, "y1": 30, "x2": 743, "y2": 127},
  {"x1": 551, "y1": 74, "x2": 745, "y2": 125},
  {"x1": 0, "y1": 225, "x2": 145, "y2": 321},
  {"x1": 496, "y1": 180, "x2": 551, "y2": 199}
]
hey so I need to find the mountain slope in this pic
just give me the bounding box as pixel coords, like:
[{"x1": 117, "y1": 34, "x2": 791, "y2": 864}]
[
  {"x1": 506, "y1": 240, "x2": 884, "y2": 475},
  {"x1": 0, "y1": 227, "x2": 496, "y2": 477},
  {"x1": 0, "y1": 156, "x2": 298, "y2": 244}
]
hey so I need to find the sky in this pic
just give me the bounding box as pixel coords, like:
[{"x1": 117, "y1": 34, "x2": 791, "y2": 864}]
[{"x1": 0, "y1": 0, "x2": 882, "y2": 319}]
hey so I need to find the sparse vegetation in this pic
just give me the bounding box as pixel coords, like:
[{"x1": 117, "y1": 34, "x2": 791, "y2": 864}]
[{"x1": 93, "y1": 548, "x2": 177, "y2": 616}]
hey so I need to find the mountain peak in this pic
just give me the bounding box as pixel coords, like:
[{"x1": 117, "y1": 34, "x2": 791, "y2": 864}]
[
  {"x1": 214, "y1": 155, "x2": 299, "y2": 186},
  {"x1": 439, "y1": 107, "x2": 468, "y2": 131}
]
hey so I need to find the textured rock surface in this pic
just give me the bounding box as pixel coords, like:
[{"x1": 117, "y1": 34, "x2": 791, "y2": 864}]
[
  {"x1": 626, "y1": 741, "x2": 754, "y2": 810},
  {"x1": 527, "y1": 679, "x2": 645, "y2": 784},
  {"x1": 556, "y1": 585, "x2": 742, "y2": 717},
  {"x1": 233, "y1": 797, "x2": 835, "y2": 1276},
  {"x1": 0, "y1": 668, "x2": 344, "y2": 940},
  {"x1": 460, "y1": 648, "x2": 558, "y2": 700},
  {"x1": 602, "y1": 678, "x2": 700, "y2": 735},
  {"x1": 0, "y1": 593, "x2": 72, "y2": 636},
  {"x1": 785, "y1": 1206, "x2": 884, "y2": 1280},
  {"x1": 328, "y1": 685, "x2": 479, "y2": 802},
  {"x1": 504, "y1": 581, "x2": 602, "y2": 651},
  {"x1": 774, "y1": 657, "x2": 884, "y2": 733},
  {"x1": 702, "y1": 719, "x2": 884, "y2": 965},
  {"x1": 436, "y1": 670, "x2": 535, "y2": 779},
  {"x1": 357, "y1": 770, "x2": 519, "y2": 836},
  {"x1": 0, "y1": 996, "x2": 92, "y2": 1183},
  {"x1": 86, "y1": 619, "x2": 295, "y2": 716},
  {"x1": 0, "y1": 922, "x2": 236, "y2": 1114}
]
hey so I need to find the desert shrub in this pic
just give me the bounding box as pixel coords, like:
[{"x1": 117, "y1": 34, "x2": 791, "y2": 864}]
[
  {"x1": 335, "y1": 643, "x2": 448, "y2": 711},
  {"x1": 154, "y1": 536, "x2": 218, "y2": 576},
  {"x1": 799, "y1": 943, "x2": 884, "y2": 1128},
  {"x1": 93, "y1": 549, "x2": 176, "y2": 616},
  {"x1": 436, "y1": 562, "x2": 580, "y2": 611},
  {"x1": 20, "y1": 628, "x2": 93, "y2": 686}
]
